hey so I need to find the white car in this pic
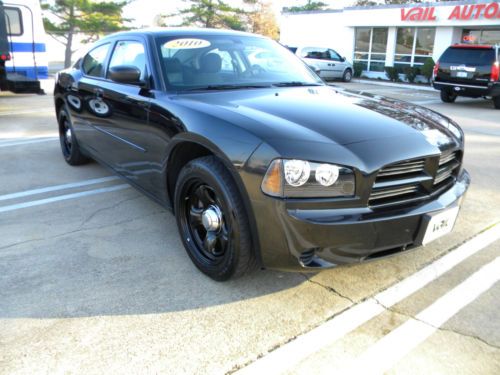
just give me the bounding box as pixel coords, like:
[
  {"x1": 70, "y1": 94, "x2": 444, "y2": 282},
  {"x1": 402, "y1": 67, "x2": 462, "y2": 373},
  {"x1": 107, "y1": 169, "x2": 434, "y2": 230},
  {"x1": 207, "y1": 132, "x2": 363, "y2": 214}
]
[{"x1": 295, "y1": 46, "x2": 353, "y2": 82}]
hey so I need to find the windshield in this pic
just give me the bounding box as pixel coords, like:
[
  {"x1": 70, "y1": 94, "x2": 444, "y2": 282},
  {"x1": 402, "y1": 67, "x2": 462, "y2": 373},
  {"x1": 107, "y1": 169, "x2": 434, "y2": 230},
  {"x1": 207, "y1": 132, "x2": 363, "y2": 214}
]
[{"x1": 155, "y1": 34, "x2": 323, "y2": 91}]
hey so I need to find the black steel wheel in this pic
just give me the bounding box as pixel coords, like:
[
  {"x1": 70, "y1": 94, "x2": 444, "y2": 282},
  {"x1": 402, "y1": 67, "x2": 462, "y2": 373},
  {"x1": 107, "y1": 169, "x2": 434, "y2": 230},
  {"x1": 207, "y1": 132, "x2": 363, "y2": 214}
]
[
  {"x1": 440, "y1": 90, "x2": 457, "y2": 103},
  {"x1": 58, "y1": 106, "x2": 89, "y2": 165},
  {"x1": 174, "y1": 156, "x2": 256, "y2": 281}
]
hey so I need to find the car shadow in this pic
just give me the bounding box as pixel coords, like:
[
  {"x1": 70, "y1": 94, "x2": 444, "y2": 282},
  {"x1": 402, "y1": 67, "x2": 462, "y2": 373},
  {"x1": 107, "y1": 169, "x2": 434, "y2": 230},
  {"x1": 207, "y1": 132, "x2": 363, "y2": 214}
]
[{"x1": 0, "y1": 206, "x2": 307, "y2": 319}]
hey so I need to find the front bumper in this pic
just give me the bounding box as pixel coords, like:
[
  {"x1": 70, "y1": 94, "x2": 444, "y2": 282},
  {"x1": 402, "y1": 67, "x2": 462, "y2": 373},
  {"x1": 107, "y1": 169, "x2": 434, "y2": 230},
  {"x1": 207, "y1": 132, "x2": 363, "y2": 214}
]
[{"x1": 251, "y1": 169, "x2": 470, "y2": 271}]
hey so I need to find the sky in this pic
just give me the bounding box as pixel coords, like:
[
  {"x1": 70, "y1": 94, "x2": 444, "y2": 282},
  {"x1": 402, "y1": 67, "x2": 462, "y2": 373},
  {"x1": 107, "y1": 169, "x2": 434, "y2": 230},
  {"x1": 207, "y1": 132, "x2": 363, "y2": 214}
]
[{"x1": 123, "y1": 0, "x2": 358, "y2": 28}]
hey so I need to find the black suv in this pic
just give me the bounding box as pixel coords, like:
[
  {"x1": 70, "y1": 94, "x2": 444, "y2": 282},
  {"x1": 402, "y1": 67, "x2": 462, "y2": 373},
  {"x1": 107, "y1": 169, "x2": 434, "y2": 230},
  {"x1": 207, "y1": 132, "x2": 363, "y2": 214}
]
[{"x1": 433, "y1": 44, "x2": 500, "y2": 109}]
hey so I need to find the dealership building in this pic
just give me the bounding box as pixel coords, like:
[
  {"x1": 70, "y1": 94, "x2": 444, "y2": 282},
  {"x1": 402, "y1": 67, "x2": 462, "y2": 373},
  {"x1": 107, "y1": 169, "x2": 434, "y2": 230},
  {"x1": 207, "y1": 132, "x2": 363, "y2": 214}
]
[{"x1": 280, "y1": 0, "x2": 500, "y2": 78}]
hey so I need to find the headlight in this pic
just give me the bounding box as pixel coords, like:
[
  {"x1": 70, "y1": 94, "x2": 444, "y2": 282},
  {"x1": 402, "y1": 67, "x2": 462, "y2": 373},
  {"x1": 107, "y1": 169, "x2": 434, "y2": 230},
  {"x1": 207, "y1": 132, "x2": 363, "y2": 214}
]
[{"x1": 261, "y1": 159, "x2": 355, "y2": 198}]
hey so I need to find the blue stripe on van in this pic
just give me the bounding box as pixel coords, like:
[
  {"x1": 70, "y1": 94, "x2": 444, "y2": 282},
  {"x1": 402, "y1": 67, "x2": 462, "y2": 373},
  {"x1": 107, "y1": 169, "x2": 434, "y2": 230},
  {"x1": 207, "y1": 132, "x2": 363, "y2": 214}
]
[
  {"x1": 6, "y1": 66, "x2": 49, "y2": 80},
  {"x1": 10, "y1": 42, "x2": 46, "y2": 53}
]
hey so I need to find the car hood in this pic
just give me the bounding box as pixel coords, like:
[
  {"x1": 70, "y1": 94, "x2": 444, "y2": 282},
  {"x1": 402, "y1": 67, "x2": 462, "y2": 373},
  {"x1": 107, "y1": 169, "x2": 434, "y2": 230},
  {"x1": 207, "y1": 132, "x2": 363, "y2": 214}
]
[{"x1": 173, "y1": 85, "x2": 461, "y2": 148}]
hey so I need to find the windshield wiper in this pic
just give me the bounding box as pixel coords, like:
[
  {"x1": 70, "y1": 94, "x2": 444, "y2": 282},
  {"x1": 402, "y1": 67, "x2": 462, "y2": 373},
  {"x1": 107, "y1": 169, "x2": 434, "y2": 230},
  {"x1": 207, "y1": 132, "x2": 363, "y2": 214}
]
[
  {"x1": 186, "y1": 84, "x2": 271, "y2": 91},
  {"x1": 272, "y1": 81, "x2": 323, "y2": 87}
]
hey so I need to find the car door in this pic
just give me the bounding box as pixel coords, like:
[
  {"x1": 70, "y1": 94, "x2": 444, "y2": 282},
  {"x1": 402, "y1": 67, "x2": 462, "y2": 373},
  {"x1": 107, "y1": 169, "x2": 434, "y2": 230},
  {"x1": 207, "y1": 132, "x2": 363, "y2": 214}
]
[
  {"x1": 328, "y1": 49, "x2": 347, "y2": 78},
  {"x1": 299, "y1": 47, "x2": 335, "y2": 79},
  {"x1": 98, "y1": 38, "x2": 157, "y2": 189},
  {"x1": 71, "y1": 42, "x2": 114, "y2": 160}
]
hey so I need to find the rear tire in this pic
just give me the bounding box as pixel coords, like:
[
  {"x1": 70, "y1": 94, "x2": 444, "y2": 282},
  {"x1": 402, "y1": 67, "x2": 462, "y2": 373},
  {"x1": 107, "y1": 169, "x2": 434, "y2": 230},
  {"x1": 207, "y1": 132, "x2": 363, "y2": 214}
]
[
  {"x1": 493, "y1": 96, "x2": 500, "y2": 110},
  {"x1": 440, "y1": 90, "x2": 457, "y2": 103},
  {"x1": 58, "y1": 106, "x2": 89, "y2": 165},
  {"x1": 174, "y1": 156, "x2": 256, "y2": 281},
  {"x1": 342, "y1": 69, "x2": 352, "y2": 82},
  {"x1": 0, "y1": 61, "x2": 7, "y2": 91}
]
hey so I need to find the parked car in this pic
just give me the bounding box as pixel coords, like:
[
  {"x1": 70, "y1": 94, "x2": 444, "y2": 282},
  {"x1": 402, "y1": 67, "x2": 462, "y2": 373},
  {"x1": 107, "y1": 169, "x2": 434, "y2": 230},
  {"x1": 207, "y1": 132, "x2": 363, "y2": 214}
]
[
  {"x1": 54, "y1": 29, "x2": 469, "y2": 281},
  {"x1": 293, "y1": 46, "x2": 353, "y2": 82},
  {"x1": 433, "y1": 44, "x2": 500, "y2": 109}
]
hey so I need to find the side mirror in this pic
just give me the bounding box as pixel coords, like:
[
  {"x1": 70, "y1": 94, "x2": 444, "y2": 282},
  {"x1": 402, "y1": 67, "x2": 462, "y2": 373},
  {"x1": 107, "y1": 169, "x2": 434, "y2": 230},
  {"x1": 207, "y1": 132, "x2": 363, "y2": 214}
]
[
  {"x1": 108, "y1": 65, "x2": 143, "y2": 85},
  {"x1": 341, "y1": 56, "x2": 346, "y2": 62}
]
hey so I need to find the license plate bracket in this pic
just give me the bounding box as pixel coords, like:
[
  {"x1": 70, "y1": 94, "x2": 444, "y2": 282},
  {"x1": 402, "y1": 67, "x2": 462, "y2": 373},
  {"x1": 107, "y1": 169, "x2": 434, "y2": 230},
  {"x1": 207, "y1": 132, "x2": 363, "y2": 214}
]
[{"x1": 416, "y1": 206, "x2": 460, "y2": 246}]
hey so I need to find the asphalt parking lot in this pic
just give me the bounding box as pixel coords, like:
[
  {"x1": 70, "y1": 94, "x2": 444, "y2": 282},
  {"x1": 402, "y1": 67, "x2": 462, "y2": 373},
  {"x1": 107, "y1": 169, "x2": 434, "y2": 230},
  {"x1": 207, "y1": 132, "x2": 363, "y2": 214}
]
[{"x1": 1, "y1": 80, "x2": 499, "y2": 374}]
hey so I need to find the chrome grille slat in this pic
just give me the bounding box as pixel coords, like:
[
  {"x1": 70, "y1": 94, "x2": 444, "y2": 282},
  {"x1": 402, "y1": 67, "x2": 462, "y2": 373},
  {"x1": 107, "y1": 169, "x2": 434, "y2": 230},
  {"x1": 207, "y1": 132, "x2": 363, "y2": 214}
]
[
  {"x1": 370, "y1": 151, "x2": 461, "y2": 207},
  {"x1": 370, "y1": 185, "x2": 419, "y2": 200}
]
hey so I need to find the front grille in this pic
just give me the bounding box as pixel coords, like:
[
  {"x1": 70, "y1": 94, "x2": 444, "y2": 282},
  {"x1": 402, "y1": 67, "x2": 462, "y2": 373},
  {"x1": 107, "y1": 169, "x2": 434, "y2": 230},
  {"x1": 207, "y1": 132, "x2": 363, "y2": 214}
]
[
  {"x1": 369, "y1": 150, "x2": 461, "y2": 208},
  {"x1": 434, "y1": 151, "x2": 460, "y2": 186},
  {"x1": 369, "y1": 158, "x2": 428, "y2": 206}
]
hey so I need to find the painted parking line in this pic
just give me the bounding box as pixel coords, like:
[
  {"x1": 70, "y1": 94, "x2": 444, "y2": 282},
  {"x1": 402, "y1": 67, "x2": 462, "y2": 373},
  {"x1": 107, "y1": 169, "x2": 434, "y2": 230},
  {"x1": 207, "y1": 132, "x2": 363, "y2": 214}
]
[
  {"x1": 0, "y1": 137, "x2": 58, "y2": 148},
  {"x1": 348, "y1": 256, "x2": 500, "y2": 375},
  {"x1": 0, "y1": 176, "x2": 119, "y2": 202},
  {"x1": 0, "y1": 184, "x2": 129, "y2": 214},
  {"x1": 236, "y1": 222, "x2": 500, "y2": 375},
  {"x1": 0, "y1": 108, "x2": 53, "y2": 117}
]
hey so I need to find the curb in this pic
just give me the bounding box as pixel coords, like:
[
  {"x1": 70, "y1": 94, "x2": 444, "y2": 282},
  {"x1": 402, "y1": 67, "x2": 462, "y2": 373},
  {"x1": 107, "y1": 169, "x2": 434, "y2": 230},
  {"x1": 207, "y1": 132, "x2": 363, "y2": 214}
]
[{"x1": 351, "y1": 79, "x2": 436, "y2": 92}]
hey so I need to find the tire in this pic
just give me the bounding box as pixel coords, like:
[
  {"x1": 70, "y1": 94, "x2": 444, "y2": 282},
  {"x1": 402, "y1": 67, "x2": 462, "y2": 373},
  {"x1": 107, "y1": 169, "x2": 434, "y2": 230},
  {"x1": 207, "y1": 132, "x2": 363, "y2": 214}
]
[
  {"x1": 58, "y1": 106, "x2": 89, "y2": 165},
  {"x1": 440, "y1": 90, "x2": 457, "y2": 103},
  {"x1": 342, "y1": 69, "x2": 352, "y2": 82},
  {"x1": 0, "y1": 61, "x2": 7, "y2": 91},
  {"x1": 493, "y1": 96, "x2": 500, "y2": 110},
  {"x1": 174, "y1": 156, "x2": 256, "y2": 281}
]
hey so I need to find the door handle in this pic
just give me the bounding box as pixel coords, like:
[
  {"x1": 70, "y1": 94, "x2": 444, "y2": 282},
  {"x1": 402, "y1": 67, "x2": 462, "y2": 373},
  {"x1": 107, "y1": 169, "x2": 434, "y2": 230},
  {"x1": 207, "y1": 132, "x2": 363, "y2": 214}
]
[{"x1": 94, "y1": 88, "x2": 104, "y2": 98}]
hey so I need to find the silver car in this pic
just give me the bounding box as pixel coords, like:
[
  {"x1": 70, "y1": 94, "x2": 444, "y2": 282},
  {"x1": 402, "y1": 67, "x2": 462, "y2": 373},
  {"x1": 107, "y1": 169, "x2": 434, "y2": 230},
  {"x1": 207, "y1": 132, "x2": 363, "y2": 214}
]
[{"x1": 296, "y1": 46, "x2": 353, "y2": 82}]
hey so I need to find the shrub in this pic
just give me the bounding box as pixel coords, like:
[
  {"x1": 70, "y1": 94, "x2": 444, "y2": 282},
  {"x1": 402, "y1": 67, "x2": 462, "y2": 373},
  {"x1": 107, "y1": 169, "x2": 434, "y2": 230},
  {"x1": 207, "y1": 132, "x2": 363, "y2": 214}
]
[
  {"x1": 385, "y1": 66, "x2": 399, "y2": 82},
  {"x1": 403, "y1": 66, "x2": 420, "y2": 83},
  {"x1": 421, "y1": 57, "x2": 435, "y2": 84},
  {"x1": 353, "y1": 62, "x2": 364, "y2": 78}
]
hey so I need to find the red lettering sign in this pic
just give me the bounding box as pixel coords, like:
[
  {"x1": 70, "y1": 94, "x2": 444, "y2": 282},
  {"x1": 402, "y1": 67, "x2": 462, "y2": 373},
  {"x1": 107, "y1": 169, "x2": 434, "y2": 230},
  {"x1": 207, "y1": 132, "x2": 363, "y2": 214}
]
[
  {"x1": 401, "y1": 2, "x2": 500, "y2": 21},
  {"x1": 401, "y1": 7, "x2": 436, "y2": 21}
]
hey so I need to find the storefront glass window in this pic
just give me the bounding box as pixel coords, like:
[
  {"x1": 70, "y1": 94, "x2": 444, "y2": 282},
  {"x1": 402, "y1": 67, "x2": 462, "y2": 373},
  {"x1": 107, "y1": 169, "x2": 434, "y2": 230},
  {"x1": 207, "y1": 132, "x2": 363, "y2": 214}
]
[
  {"x1": 462, "y1": 29, "x2": 500, "y2": 45},
  {"x1": 354, "y1": 27, "x2": 388, "y2": 72},
  {"x1": 395, "y1": 27, "x2": 435, "y2": 70}
]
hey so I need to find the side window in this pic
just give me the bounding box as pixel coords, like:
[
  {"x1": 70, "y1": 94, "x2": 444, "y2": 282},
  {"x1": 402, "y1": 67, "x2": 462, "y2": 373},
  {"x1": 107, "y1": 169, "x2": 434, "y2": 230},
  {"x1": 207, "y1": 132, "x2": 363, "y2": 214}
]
[
  {"x1": 4, "y1": 7, "x2": 23, "y2": 36},
  {"x1": 82, "y1": 43, "x2": 110, "y2": 78},
  {"x1": 108, "y1": 40, "x2": 146, "y2": 79},
  {"x1": 329, "y1": 49, "x2": 342, "y2": 61},
  {"x1": 303, "y1": 48, "x2": 329, "y2": 60}
]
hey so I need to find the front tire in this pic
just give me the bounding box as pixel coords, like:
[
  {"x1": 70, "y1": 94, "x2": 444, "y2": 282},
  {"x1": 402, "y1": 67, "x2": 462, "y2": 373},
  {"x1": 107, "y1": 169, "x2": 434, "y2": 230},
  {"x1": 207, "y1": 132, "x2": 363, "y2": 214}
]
[
  {"x1": 342, "y1": 69, "x2": 352, "y2": 82},
  {"x1": 493, "y1": 96, "x2": 500, "y2": 110},
  {"x1": 440, "y1": 90, "x2": 457, "y2": 103},
  {"x1": 174, "y1": 156, "x2": 256, "y2": 281},
  {"x1": 58, "y1": 106, "x2": 89, "y2": 165}
]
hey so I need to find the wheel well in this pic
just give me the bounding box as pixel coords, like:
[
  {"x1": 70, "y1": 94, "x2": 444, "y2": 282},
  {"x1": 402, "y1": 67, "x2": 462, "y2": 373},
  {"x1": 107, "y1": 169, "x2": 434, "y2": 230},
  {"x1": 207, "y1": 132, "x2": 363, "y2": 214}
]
[{"x1": 167, "y1": 142, "x2": 213, "y2": 208}]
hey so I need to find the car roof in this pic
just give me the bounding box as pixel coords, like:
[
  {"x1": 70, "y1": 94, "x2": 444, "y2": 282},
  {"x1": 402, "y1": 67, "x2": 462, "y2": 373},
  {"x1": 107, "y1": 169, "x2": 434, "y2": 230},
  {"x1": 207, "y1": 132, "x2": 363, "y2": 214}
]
[
  {"x1": 451, "y1": 44, "x2": 496, "y2": 49},
  {"x1": 100, "y1": 27, "x2": 262, "y2": 41}
]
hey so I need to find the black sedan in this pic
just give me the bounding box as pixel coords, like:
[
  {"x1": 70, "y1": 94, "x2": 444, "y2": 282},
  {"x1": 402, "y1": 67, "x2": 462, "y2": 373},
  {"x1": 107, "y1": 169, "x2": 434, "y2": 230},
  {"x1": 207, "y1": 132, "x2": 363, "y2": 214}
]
[{"x1": 53, "y1": 29, "x2": 470, "y2": 281}]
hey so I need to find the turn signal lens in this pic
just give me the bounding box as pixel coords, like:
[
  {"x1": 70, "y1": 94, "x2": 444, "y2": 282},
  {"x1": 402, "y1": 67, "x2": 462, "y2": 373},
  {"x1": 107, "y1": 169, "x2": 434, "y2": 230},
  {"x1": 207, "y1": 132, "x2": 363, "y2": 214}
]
[
  {"x1": 261, "y1": 159, "x2": 283, "y2": 197},
  {"x1": 491, "y1": 62, "x2": 499, "y2": 82}
]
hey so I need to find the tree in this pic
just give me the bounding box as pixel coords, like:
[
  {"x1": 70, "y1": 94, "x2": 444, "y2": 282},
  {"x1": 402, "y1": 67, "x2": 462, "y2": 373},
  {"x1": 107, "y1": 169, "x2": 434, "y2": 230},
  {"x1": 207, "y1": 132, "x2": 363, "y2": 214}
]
[
  {"x1": 165, "y1": 0, "x2": 249, "y2": 31},
  {"x1": 42, "y1": 0, "x2": 129, "y2": 68},
  {"x1": 283, "y1": 1, "x2": 327, "y2": 13},
  {"x1": 247, "y1": 0, "x2": 279, "y2": 40}
]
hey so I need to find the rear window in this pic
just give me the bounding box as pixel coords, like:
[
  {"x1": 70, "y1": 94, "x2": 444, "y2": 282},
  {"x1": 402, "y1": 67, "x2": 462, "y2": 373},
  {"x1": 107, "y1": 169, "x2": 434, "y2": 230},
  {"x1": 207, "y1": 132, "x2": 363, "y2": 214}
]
[{"x1": 440, "y1": 47, "x2": 495, "y2": 65}]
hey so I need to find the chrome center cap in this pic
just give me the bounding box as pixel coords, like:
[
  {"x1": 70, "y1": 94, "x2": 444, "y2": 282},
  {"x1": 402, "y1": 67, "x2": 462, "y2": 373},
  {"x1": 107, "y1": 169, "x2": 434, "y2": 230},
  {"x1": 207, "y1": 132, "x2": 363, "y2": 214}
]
[
  {"x1": 65, "y1": 128, "x2": 72, "y2": 143},
  {"x1": 202, "y1": 206, "x2": 222, "y2": 232}
]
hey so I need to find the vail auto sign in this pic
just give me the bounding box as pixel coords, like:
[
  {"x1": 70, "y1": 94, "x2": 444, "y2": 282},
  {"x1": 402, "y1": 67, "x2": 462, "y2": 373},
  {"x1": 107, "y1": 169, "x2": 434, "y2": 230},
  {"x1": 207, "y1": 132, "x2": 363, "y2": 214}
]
[{"x1": 401, "y1": 3, "x2": 500, "y2": 21}]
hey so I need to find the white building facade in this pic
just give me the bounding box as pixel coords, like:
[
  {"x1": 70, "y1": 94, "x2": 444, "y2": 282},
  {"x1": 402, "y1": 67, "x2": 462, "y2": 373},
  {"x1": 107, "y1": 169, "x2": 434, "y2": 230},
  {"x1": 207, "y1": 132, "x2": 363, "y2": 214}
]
[{"x1": 280, "y1": 0, "x2": 500, "y2": 78}]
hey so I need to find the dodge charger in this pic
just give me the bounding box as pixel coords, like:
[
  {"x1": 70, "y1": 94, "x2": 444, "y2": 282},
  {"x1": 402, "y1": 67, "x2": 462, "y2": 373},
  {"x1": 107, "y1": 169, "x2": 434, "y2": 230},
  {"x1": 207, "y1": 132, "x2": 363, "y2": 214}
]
[{"x1": 53, "y1": 29, "x2": 470, "y2": 281}]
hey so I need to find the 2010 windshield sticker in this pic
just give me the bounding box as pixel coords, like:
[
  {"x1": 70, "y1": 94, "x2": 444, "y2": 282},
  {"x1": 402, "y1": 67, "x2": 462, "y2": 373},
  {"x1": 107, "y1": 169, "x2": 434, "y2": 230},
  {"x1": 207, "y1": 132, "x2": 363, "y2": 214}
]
[{"x1": 164, "y1": 38, "x2": 211, "y2": 49}]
